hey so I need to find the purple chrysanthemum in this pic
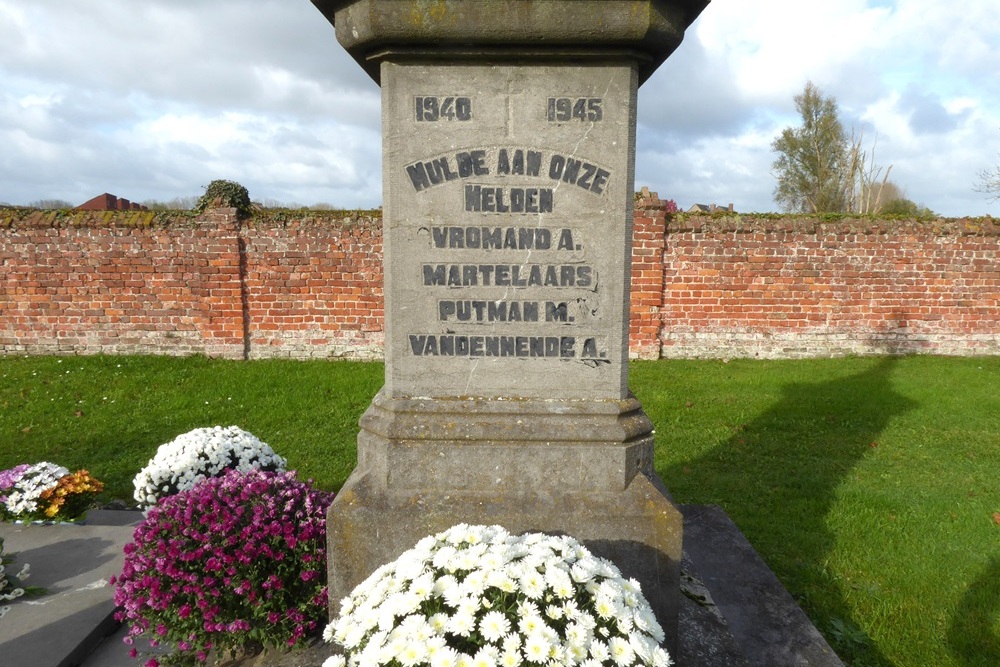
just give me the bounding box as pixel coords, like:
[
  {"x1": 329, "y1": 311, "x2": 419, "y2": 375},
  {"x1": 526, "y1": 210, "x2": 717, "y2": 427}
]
[{"x1": 113, "y1": 468, "x2": 334, "y2": 664}]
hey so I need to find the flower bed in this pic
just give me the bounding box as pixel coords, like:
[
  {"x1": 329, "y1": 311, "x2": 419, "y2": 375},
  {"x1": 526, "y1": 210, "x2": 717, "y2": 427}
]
[
  {"x1": 324, "y1": 524, "x2": 672, "y2": 667},
  {"x1": 113, "y1": 468, "x2": 334, "y2": 666},
  {"x1": 0, "y1": 462, "x2": 104, "y2": 522}
]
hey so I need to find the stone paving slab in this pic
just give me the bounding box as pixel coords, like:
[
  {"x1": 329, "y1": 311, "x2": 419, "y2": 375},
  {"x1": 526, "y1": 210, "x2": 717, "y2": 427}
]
[
  {"x1": 0, "y1": 510, "x2": 142, "y2": 667},
  {"x1": 680, "y1": 505, "x2": 844, "y2": 667}
]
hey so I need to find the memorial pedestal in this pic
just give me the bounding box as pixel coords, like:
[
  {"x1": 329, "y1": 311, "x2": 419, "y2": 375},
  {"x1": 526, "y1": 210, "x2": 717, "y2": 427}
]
[
  {"x1": 311, "y1": 0, "x2": 709, "y2": 656},
  {"x1": 330, "y1": 391, "x2": 683, "y2": 649}
]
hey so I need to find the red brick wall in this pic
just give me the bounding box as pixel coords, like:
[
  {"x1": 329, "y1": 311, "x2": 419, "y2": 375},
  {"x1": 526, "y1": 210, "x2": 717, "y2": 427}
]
[
  {"x1": 0, "y1": 209, "x2": 244, "y2": 358},
  {"x1": 2, "y1": 203, "x2": 998, "y2": 360},
  {"x1": 0, "y1": 208, "x2": 383, "y2": 360},
  {"x1": 656, "y1": 209, "x2": 1000, "y2": 358},
  {"x1": 241, "y1": 214, "x2": 383, "y2": 359},
  {"x1": 629, "y1": 189, "x2": 668, "y2": 360}
]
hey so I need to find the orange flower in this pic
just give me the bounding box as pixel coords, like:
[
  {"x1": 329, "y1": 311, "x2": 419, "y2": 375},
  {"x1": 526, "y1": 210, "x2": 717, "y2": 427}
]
[{"x1": 39, "y1": 470, "x2": 104, "y2": 519}]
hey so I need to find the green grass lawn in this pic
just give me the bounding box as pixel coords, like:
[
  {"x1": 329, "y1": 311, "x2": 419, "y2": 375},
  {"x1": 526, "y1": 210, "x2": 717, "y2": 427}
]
[{"x1": 1, "y1": 354, "x2": 998, "y2": 666}]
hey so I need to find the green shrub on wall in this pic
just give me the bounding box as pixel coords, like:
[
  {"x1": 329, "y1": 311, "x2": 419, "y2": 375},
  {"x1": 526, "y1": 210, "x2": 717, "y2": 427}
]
[{"x1": 195, "y1": 180, "x2": 253, "y2": 219}]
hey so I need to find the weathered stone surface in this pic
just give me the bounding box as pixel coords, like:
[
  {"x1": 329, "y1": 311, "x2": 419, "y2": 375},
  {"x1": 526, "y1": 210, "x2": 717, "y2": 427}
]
[
  {"x1": 682, "y1": 505, "x2": 845, "y2": 666},
  {"x1": 311, "y1": 0, "x2": 709, "y2": 84},
  {"x1": 356, "y1": 390, "x2": 655, "y2": 492},
  {"x1": 379, "y1": 61, "x2": 639, "y2": 401}
]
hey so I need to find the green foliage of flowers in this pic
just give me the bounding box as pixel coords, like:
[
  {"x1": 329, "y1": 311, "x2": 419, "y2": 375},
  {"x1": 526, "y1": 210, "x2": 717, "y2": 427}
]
[{"x1": 112, "y1": 468, "x2": 334, "y2": 666}]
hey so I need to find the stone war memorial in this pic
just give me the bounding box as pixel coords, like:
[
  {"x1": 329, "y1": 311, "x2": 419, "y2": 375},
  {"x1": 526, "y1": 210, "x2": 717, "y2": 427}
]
[{"x1": 311, "y1": 0, "x2": 708, "y2": 658}]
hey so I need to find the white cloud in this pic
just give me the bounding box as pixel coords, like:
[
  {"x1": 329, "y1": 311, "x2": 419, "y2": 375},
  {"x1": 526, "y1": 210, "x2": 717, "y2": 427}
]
[{"x1": 0, "y1": 0, "x2": 997, "y2": 215}]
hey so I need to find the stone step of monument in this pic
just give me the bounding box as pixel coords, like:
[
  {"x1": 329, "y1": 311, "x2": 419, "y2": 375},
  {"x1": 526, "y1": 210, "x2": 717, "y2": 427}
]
[
  {"x1": 679, "y1": 504, "x2": 845, "y2": 667},
  {"x1": 0, "y1": 509, "x2": 143, "y2": 667},
  {"x1": 1, "y1": 505, "x2": 842, "y2": 667}
]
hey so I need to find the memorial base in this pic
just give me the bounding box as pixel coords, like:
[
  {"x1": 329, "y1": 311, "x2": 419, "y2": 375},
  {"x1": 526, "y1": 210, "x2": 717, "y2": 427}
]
[{"x1": 327, "y1": 390, "x2": 683, "y2": 656}]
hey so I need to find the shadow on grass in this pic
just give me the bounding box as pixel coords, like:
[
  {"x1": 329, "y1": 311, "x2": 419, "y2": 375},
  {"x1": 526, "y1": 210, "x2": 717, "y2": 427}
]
[
  {"x1": 947, "y1": 556, "x2": 1000, "y2": 666},
  {"x1": 660, "y1": 357, "x2": 916, "y2": 666}
]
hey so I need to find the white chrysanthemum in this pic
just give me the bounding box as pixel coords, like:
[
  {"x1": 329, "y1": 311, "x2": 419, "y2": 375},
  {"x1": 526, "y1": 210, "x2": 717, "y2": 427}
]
[
  {"x1": 546, "y1": 566, "x2": 575, "y2": 599},
  {"x1": 589, "y1": 639, "x2": 610, "y2": 662},
  {"x1": 629, "y1": 631, "x2": 658, "y2": 662},
  {"x1": 473, "y1": 647, "x2": 498, "y2": 667},
  {"x1": 479, "y1": 547, "x2": 506, "y2": 571},
  {"x1": 342, "y1": 623, "x2": 366, "y2": 650},
  {"x1": 393, "y1": 561, "x2": 423, "y2": 585},
  {"x1": 444, "y1": 524, "x2": 470, "y2": 544},
  {"x1": 608, "y1": 636, "x2": 635, "y2": 666},
  {"x1": 565, "y1": 621, "x2": 593, "y2": 649},
  {"x1": 634, "y1": 606, "x2": 664, "y2": 643},
  {"x1": 132, "y1": 426, "x2": 285, "y2": 508},
  {"x1": 517, "y1": 613, "x2": 544, "y2": 636},
  {"x1": 431, "y1": 646, "x2": 459, "y2": 667},
  {"x1": 518, "y1": 569, "x2": 546, "y2": 599},
  {"x1": 480, "y1": 610, "x2": 511, "y2": 643},
  {"x1": 397, "y1": 641, "x2": 427, "y2": 667},
  {"x1": 523, "y1": 633, "x2": 552, "y2": 664},
  {"x1": 462, "y1": 568, "x2": 488, "y2": 597},
  {"x1": 651, "y1": 646, "x2": 672, "y2": 667},
  {"x1": 570, "y1": 559, "x2": 600, "y2": 584},
  {"x1": 429, "y1": 612, "x2": 449, "y2": 633},
  {"x1": 500, "y1": 650, "x2": 522, "y2": 667},
  {"x1": 323, "y1": 656, "x2": 347, "y2": 667},
  {"x1": 325, "y1": 524, "x2": 671, "y2": 667},
  {"x1": 594, "y1": 594, "x2": 620, "y2": 620},
  {"x1": 502, "y1": 632, "x2": 523, "y2": 653},
  {"x1": 598, "y1": 579, "x2": 624, "y2": 601},
  {"x1": 433, "y1": 545, "x2": 459, "y2": 571},
  {"x1": 448, "y1": 609, "x2": 476, "y2": 637},
  {"x1": 425, "y1": 635, "x2": 448, "y2": 660},
  {"x1": 410, "y1": 571, "x2": 435, "y2": 599},
  {"x1": 433, "y1": 573, "x2": 459, "y2": 598},
  {"x1": 516, "y1": 599, "x2": 540, "y2": 620},
  {"x1": 615, "y1": 613, "x2": 634, "y2": 634},
  {"x1": 486, "y1": 568, "x2": 517, "y2": 592}
]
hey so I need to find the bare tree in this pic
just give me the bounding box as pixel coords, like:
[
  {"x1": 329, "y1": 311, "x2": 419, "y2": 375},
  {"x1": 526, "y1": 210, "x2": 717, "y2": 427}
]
[
  {"x1": 843, "y1": 130, "x2": 892, "y2": 214},
  {"x1": 29, "y1": 199, "x2": 74, "y2": 209},
  {"x1": 975, "y1": 162, "x2": 1000, "y2": 202}
]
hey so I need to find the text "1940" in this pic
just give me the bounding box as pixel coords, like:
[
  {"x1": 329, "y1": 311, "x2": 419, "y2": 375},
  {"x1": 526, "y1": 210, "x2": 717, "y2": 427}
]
[{"x1": 415, "y1": 96, "x2": 472, "y2": 122}]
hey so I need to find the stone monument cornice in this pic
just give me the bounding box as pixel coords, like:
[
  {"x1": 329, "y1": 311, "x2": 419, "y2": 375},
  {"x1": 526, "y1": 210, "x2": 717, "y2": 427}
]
[{"x1": 310, "y1": 0, "x2": 710, "y2": 84}]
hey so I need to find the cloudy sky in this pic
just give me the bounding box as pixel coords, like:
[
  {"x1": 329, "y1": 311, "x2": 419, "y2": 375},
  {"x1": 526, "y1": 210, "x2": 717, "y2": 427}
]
[{"x1": 2, "y1": 0, "x2": 998, "y2": 216}]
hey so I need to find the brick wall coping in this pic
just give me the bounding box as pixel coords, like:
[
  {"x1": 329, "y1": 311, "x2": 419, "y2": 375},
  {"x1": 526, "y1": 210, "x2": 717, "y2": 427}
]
[
  {"x1": 667, "y1": 213, "x2": 1000, "y2": 237},
  {"x1": 0, "y1": 208, "x2": 382, "y2": 230},
  {"x1": 5, "y1": 206, "x2": 998, "y2": 237}
]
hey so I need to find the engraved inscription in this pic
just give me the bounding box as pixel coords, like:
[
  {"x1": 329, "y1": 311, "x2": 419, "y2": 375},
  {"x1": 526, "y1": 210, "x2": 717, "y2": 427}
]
[
  {"x1": 405, "y1": 148, "x2": 611, "y2": 196},
  {"x1": 547, "y1": 97, "x2": 603, "y2": 122},
  {"x1": 415, "y1": 96, "x2": 472, "y2": 122},
  {"x1": 430, "y1": 226, "x2": 577, "y2": 251},
  {"x1": 421, "y1": 264, "x2": 593, "y2": 288}
]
